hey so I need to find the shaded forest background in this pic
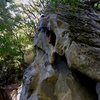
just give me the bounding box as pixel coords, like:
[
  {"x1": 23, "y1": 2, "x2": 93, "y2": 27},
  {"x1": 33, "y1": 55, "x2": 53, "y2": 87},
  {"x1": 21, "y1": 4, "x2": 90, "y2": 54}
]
[{"x1": 0, "y1": 0, "x2": 100, "y2": 86}]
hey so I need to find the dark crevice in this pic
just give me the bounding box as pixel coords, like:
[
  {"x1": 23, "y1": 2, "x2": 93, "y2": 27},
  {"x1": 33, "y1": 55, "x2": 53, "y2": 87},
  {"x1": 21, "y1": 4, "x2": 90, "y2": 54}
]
[
  {"x1": 47, "y1": 30, "x2": 56, "y2": 46},
  {"x1": 54, "y1": 53, "x2": 68, "y2": 65},
  {"x1": 52, "y1": 52, "x2": 70, "y2": 74},
  {"x1": 34, "y1": 45, "x2": 46, "y2": 54},
  {"x1": 52, "y1": 52, "x2": 98, "y2": 100},
  {"x1": 72, "y1": 68, "x2": 98, "y2": 100}
]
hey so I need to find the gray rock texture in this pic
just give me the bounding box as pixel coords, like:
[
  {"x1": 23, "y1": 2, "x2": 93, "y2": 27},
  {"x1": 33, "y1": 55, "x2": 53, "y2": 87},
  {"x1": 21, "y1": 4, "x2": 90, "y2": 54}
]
[{"x1": 20, "y1": 5, "x2": 100, "y2": 100}]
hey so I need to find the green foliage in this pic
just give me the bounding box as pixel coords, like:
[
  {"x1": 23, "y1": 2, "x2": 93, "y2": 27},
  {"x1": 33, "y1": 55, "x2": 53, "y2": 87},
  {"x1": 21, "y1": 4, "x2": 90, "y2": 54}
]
[
  {"x1": 0, "y1": 0, "x2": 33, "y2": 86},
  {"x1": 50, "y1": 0, "x2": 79, "y2": 6},
  {"x1": 94, "y1": 2, "x2": 100, "y2": 9},
  {"x1": 49, "y1": 0, "x2": 79, "y2": 8}
]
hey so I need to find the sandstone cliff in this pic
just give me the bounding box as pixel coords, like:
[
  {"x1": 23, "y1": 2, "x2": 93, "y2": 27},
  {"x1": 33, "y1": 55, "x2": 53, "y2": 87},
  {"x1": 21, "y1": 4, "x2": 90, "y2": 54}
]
[{"x1": 20, "y1": 4, "x2": 100, "y2": 100}]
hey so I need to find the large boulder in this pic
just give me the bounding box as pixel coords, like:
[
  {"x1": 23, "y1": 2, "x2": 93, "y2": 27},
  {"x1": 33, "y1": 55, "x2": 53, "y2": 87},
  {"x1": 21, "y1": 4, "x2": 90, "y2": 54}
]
[{"x1": 20, "y1": 6, "x2": 100, "y2": 100}]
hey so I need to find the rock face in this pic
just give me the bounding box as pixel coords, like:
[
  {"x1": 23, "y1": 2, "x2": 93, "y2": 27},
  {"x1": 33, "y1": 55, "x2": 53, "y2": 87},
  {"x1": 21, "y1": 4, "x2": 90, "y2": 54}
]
[{"x1": 20, "y1": 6, "x2": 100, "y2": 100}]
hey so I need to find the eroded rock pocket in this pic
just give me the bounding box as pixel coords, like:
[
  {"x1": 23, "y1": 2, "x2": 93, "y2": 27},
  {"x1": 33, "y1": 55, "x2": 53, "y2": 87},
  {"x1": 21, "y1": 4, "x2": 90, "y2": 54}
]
[
  {"x1": 47, "y1": 30, "x2": 56, "y2": 47},
  {"x1": 72, "y1": 68, "x2": 98, "y2": 100}
]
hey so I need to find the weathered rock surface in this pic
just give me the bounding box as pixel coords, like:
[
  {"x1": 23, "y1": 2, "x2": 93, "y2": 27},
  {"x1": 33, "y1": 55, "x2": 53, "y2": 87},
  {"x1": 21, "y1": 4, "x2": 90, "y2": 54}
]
[{"x1": 20, "y1": 5, "x2": 100, "y2": 100}]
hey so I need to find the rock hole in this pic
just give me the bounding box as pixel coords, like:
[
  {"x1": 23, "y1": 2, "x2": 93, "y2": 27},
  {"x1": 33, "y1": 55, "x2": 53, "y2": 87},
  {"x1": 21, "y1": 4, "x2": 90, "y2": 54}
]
[
  {"x1": 47, "y1": 30, "x2": 56, "y2": 46},
  {"x1": 52, "y1": 52, "x2": 69, "y2": 73},
  {"x1": 72, "y1": 68, "x2": 98, "y2": 100}
]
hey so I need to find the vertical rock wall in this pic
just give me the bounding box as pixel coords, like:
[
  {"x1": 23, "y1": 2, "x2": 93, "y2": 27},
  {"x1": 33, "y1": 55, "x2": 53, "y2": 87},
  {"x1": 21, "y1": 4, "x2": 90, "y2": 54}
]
[{"x1": 20, "y1": 6, "x2": 100, "y2": 100}]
